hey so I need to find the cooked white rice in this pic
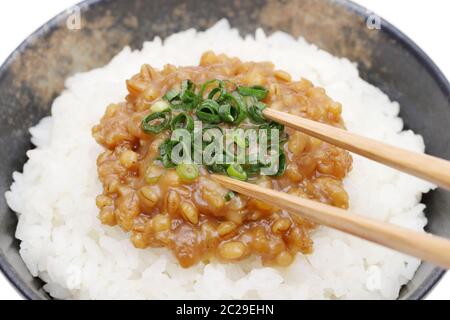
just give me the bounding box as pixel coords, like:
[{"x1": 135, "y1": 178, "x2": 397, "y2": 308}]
[{"x1": 5, "y1": 20, "x2": 435, "y2": 300}]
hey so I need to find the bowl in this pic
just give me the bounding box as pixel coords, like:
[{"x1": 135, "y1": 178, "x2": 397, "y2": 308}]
[{"x1": 0, "y1": 0, "x2": 449, "y2": 300}]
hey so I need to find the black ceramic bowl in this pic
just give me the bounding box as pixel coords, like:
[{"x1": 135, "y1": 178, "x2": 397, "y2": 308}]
[{"x1": 0, "y1": 0, "x2": 449, "y2": 300}]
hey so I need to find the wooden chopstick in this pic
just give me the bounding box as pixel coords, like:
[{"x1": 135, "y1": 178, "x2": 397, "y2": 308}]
[
  {"x1": 263, "y1": 108, "x2": 450, "y2": 190},
  {"x1": 213, "y1": 174, "x2": 450, "y2": 269}
]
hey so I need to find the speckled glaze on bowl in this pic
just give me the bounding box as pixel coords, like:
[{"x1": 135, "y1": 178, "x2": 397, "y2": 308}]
[{"x1": 0, "y1": 0, "x2": 449, "y2": 300}]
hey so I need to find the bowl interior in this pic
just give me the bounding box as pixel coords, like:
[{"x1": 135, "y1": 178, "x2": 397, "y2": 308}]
[{"x1": 0, "y1": 0, "x2": 449, "y2": 299}]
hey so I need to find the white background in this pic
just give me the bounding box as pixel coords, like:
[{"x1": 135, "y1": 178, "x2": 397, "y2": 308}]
[{"x1": 0, "y1": 0, "x2": 449, "y2": 300}]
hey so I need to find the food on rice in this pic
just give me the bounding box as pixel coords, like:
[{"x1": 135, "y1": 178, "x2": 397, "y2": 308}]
[
  {"x1": 5, "y1": 20, "x2": 434, "y2": 299},
  {"x1": 92, "y1": 52, "x2": 352, "y2": 268}
]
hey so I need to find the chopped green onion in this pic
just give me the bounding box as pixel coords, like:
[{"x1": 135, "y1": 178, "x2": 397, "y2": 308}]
[
  {"x1": 196, "y1": 99, "x2": 221, "y2": 124},
  {"x1": 222, "y1": 92, "x2": 247, "y2": 125},
  {"x1": 150, "y1": 100, "x2": 171, "y2": 113},
  {"x1": 231, "y1": 131, "x2": 248, "y2": 148},
  {"x1": 270, "y1": 122, "x2": 284, "y2": 132},
  {"x1": 176, "y1": 163, "x2": 199, "y2": 181},
  {"x1": 218, "y1": 104, "x2": 236, "y2": 123},
  {"x1": 259, "y1": 121, "x2": 285, "y2": 141},
  {"x1": 142, "y1": 111, "x2": 171, "y2": 134},
  {"x1": 158, "y1": 139, "x2": 178, "y2": 168},
  {"x1": 274, "y1": 151, "x2": 287, "y2": 176},
  {"x1": 200, "y1": 79, "x2": 225, "y2": 101},
  {"x1": 171, "y1": 112, "x2": 194, "y2": 131},
  {"x1": 180, "y1": 92, "x2": 199, "y2": 110},
  {"x1": 237, "y1": 85, "x2": 268, "y2": 101},
  {"x1": 180, "y1": 79, "x2": 196, "y2": 97},
  {"x1": 208, "y1": 87, "x2": 225, "y2": 101},
  {"x1": 159, "y1": 139, "x2": 177, "y2": 156},
  {"x1": 227, "y1": 164, "x2": 248, "y2": 181},
  {"x1": 243, "y1": 96, "x2": 258, "y2": 108},
  {"x1": 265, "y1": 150, "x2": 287, "y2": 177},
  {"x1": 179, "y1": 80, "x2": 198, "y2": 107},
  {"x1": 224, "y1": 191, "x2": 235, "y2": 202},
  {"x1": 167, "y1": 80, "x2": 200, "y2": 110},
  {"x1": 199, "y1": 79, "x2": 217, "y2": 97},
  {"x1": 151, "y1": 80, "x2": 283, "y2": 180},
  {"x1": 247, "y1": 102, "x2": 267, "y2": 124},
  {"x1": 163, "y1": 89, "x2": 179, "y2": 102},
  {"x1": 160, "y1": 155, "x2": 176, "y2": 168}
]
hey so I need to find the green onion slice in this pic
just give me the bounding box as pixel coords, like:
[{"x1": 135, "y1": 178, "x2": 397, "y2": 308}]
[
  {"x1": 196, "y1": 99, "x2": 221, "y2": 124},
  {"x1": 247, "y1": 102, "x2": 267, "y2": 124},
  {"x1": 259, "y1": 121, "x2": 285, "y2": 141},
  {"x1": 163, "y1": 89, "x2": 180, "y2": 102},
  {"x1": 161, "y1": 155, "x2": 176, "y2": 168},
  {"x1": 264, "y1": 150, "x2": 287, "y2": 177},
  {"x1": 227, "y1": 163, "x2": 248, "y2": 181},
  {"x1": 199, "y1": 79, "x2": 217, "y2": 97},
  {"x1": 243, "y1": 96, "x2": 258, "y2": 108},
  {"x1": 176, "y1": 163, "x2": 199, "y2": 181},
  {"x1": 230, "y1": 131, "x2": 248, "y2": 148},
  {"x1": 222, "y1": 92, "x2": 247, "y2": 125},
  {"x1": 166, "y1": 80, "x2": 200, "y2": 110},
  {"x1": 218, "y1": 103, "x2": 237, "y2": 123},
  {"x1": 158, "y1": 139, "x2": 178, "y2": 168},
  {"x1": 200, "y1": 79, "x2": 226, "y2": 101},
  {"x1": 208, "y1": 87, "x2": 225, "y2": 101},
  {"x1": 150, "y1": 100, "x2": 171, "y2": 113},
  {"x1": 142, "y1": 110, "x2": 172, "y2": 134},
  {"x1": 237, "y1": 85, "x2": 268, "y2": 101},
  {"x1": 274, "y1": 151, "x2": 287, "y2": 176},
  {"x1": 171, "y1": 112, "x2": 194, "y2": 131},
  {"x1": 180, "y1": 79, "x2": 196, "y2": 98},
  {"x1": 159, "y1": 139, "x2": 177, "y2": 156}
]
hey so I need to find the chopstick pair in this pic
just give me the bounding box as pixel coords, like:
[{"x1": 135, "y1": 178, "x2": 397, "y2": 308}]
[
  {"x1": 212, "y1": 108, "x2": 450, "y2": 269},
  {"x1": 264, "y1": 108, "x2": 450, "y2": 190}
]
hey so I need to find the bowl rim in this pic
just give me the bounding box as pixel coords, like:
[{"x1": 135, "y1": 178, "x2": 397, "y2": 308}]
[{"x1": 0, "y1": 0, "x2": 448, "y2": 300}]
